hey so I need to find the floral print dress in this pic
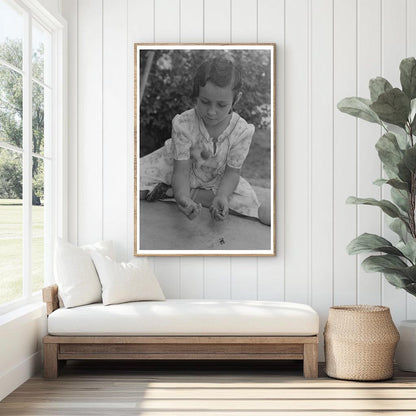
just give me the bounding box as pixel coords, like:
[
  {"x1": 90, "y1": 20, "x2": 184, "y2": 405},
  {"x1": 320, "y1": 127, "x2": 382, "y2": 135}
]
[{"x1": 140, "y1": 108, "x2": 260, "y2": 218}]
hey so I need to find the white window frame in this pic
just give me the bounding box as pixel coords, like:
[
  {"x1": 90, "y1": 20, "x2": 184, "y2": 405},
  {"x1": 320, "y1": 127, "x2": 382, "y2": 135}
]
[{"x1": 0, "y1": 0, "x2": 67, "y2": 315}]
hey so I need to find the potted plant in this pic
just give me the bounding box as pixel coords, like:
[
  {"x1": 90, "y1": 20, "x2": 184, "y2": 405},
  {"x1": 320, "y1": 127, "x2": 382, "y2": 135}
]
[{"x1": 337, "y1": 57, "x2": 416, "y2": 371}]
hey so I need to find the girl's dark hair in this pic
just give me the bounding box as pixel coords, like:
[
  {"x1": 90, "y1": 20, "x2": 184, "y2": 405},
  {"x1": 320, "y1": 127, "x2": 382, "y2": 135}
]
[{"x1": 191, "y1": 56, "x2": 242, "y2": 100}]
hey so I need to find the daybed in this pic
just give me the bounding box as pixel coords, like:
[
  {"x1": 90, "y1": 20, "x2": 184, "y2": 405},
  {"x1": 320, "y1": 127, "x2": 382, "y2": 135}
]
[{"x1": 42, "y1": 284, "x2": 320, "y2": 379}]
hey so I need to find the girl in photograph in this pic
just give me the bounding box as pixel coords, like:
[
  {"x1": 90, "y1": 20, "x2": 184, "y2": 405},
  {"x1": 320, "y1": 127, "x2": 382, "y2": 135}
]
[{"x1": 140, "y1": 55, "x2": 270, "y2": 225}]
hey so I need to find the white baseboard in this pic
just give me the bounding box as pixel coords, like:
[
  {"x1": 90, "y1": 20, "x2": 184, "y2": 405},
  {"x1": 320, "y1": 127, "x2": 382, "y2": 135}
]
[{"x1": 0, "y1": 351, "x2": 42, "y2": 401}]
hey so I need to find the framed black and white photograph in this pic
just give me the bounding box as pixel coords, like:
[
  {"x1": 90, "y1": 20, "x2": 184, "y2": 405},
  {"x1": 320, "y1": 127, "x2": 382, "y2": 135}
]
[{"x1": 134, "y1": 44, "x2": 275, "y2": 256}]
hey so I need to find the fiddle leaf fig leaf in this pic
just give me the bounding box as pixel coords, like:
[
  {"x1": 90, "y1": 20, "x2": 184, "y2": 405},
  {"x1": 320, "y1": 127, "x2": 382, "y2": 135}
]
[
  {"x1": 400, "y1": 57, "x2": 416, "y2": 100},
  {"x1": 337, "y1": 97, "x2": 382, "y2": 125},
  {"x1": 372, "y1": 178, "x2": 409, "y2": 191},
  {"x1": 389, "y1": 218, "x2": 410, "y2": 241},
  {"x1": 373, "y1": 178, "x2": 388, "y2": 186},
  {"x1": 370, "y1": 88, "x2": 410, "y2": 128},
  {"x1": 403, "y1": 146, "x2": 416, "y2": 172},
  {"x1": 346, "y1": 196, "x2": 405, "y2": 219},
  {"x1": 347, "y1": 233, "x2": 403, "y2": 256},
  {"x1": 397, "y1": 240, "x2": 416, "y2": 264},
  {"x1": 369, "y1": 77, "x2": 393, "y2": 102},
  {"x1": 410, "y1": 98, "x2": 416, "y2": 124},
  {"x1": 387, "y1": 179, "x2": 410, "y2": 191},
  {"x1": 362, "y1": 254, "x2": 408, "y2": 272},
  {"x1": 361, "y1": 255, "x2": 416, "y2": 287},
  {"x1": 391, "y1": 187, "x2": 410, "y2": 213},
  {"x1": 394, "y1": 130, "x2": 409, "y2": 150},
  {"x1": 398, "y1": 161, "x2": 412, "y2": 185},
  {"x1": 375, "y1": 132, "x2": 404, "y2": 173},
  {"x1": 403, "y1": 265, "x2": 416, "y2": 282},
  {"x1": 383, "y1": 271, "x2": 412, "y2": 288}
]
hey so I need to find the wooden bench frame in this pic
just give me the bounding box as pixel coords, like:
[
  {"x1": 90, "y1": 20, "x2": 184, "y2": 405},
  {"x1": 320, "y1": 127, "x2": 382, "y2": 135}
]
[{"x1": 43, "y1": 285, "x2": 319, "y2": 379}]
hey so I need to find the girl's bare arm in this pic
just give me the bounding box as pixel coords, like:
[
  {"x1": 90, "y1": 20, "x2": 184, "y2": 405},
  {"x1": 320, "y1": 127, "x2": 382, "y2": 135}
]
[
  {"x1": 172, "y1": 159, "x2": 201, "y2": 220},
  {"x1": 210, "y1": 165, "x2": 240, "y2": 220},
  {"x1": 217, "y1": 165, "x2": 240, "y2": 199},
  {"x1": 172, "y1": 159, "x2": 192, "y2": 200}
]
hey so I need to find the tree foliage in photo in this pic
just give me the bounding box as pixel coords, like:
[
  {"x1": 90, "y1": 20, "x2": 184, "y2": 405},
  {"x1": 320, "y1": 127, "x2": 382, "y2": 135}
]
[{"x1": 139, "y1": 49, "x2": 272, "y2": 156}]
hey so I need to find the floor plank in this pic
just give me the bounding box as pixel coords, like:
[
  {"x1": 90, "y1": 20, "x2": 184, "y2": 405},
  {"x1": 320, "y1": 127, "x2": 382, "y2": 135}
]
[{"x1": 1, "y1": 361, "x2": 416, "y2": 415}]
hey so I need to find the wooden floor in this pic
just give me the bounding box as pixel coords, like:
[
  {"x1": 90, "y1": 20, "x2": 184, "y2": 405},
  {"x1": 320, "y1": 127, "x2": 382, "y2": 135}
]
[{"x1": 1, "y1": 360, "x2": 416, "y2": 415}]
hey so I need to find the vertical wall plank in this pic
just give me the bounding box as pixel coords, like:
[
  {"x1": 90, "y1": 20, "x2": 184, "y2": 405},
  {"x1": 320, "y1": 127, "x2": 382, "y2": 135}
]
[
  {"x1": 103, "y1": 0, "x2": 128, "y2": 260},
  {"x1": 180, "y1": 258, "x2": 204, "y2": 298},
  {"x1": 155, "y1": 0, "x2": 180, "y2": 42},
  {"x1": 407, "y1": 0, "x2": 416, "y2": 319},
  {"x1": 231, "y1": 258, "x2": 257, "y2": 299},
  {"x1": 356, "y1": 0, "x2": 382, "y2": 305},
  {"x1": 61, "y1": 0, "x2": 78, "y2": 245},
  {"x1": 333, "y1": 0, "x2": 357, "y2": 305},
  {"x1": 381, "y1": 0, "x2": 407, "y2": 323},
  {"x1": 231, "y1": 0, "x2": 257, "y2": 41},
  {"x1": 152, "y1": 0, "x2": 181, "y2": 297},
  {"x1": 179, "y1": 0, "x2": 205, "y2": 298},
  {"x1": 127, "y1": 0, "x2": 154, "y2": 261},
  {"x1": 204, "y1": 0, "x2": 231, "y2": 42},
  {"x1": 205, "y1": 258, "x2": 231, "y2": 298},
  {"x1": 154, "y1": 259, "x2": 181, "y2": 298},
  {"x1": 203, "y1": 0, "x2": 232, "y2": 298},
  {"x1": 284, "y1": 0, "x2": 309, "y2": 303},
  {"x1": 310, "y1": 0, "x2": 333, "y2": 359},
  {"x1": 180, "y1": 0, "x2": 203, "y2": 43},
  {"x1": 257, "y1": 0, "x2": 285, "y2": 301},
  {"x1": 77, "y1": 0, "x2": 103, "y2": 245},
  {"x1": 229, "y1": 0, "x2": 258, "y2": 299}
]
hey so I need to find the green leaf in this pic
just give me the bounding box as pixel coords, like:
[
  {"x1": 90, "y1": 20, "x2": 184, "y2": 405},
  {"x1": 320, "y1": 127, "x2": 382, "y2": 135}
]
[
  {"x1": 403, "y1": 146, "x2": 416, "y2": 172},
  {"x1": 373, "y1": 178, "x2": 388, "y2": 186},
  {"x1": 369, "y1": 77, "x2": 393, "y2": 102},
  {"x1": 386, "y1": 179, "x2": 410, "y2": 191},
  {"x1": 403, "y1": 265, "x2": 416, "y2": 282},
  {"x1": 400, "y1": 57, "x2": 416, "y2": 100},
  {"x1": 397, "y1": 240, "x2": 416, "y2": 264},
  {"x1": 398, "y1": 161, "x2": 412, "y2": 185},
  {"x1": 370, "y1": 88, "x2": 410, "y2": 128},
  {"x1": 410, "y1": 98, "x2": 416, "y2": 125},
  {"x1": 361, "y1": 255, "x2": 416, "y2": 287},
  {"x1": 404, "y1": 283, "x2": 416, "y2": 296},
  {"x1": 394, "y1": 130, "x2": 409, "y2": 150},
  {"x1": 347, "y1": 233, "x2": 404, "y2": 256},
  {"x1": 337, "y1": 97, "x2": 382, "y2": 125},
  {"x1": 346, "y1": 196, "x2": 405, "y2": 219},
  {"x1": 389, "y1": 218, "x2": 410, "y2": 241},
  {"x1": 362, "y1": 254, "x2": 408, "y2": 272},
  {"x1": 375, "y1": 132, "x2": 404, "y2": 173},
  {"x1": 383, "y1": 271, "x2": 412, "y2": 288},
  {"x1": 391, "y1": 187, "x2": 410, "y2": 213}
]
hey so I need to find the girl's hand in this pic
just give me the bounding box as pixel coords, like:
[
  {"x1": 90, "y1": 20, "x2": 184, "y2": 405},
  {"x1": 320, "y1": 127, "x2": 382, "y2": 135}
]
[
  {"x1": 210, "y1": 196, "x2": 229, "y2": 221},
  {"x1": 176, "y1": 196, "x2": 202, "y2": 220}
]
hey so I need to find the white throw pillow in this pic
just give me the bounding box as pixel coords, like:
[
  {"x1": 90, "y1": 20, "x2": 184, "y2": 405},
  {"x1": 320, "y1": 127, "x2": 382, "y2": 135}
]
[
  {"x1": 54, "y1": 239, "x2": 114, "y2": 308},
  {"x1": 90, "y1": 252, "x2": 165, "y2": 306}
]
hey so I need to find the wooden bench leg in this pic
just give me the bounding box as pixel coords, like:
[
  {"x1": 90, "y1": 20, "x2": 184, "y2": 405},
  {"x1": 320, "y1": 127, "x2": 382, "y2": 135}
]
[
  {"x1": 44, "y1": 343, "x2": 59, "y2": 379},
  {"x1": 303, "y1": 343, "x2": 318, "y2": 379}
]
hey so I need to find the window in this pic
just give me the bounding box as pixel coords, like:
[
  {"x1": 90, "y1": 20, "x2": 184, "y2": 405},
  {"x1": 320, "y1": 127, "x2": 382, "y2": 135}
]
[{"x1": 0, "y1": 0, "x2": 66, "y2": 312}]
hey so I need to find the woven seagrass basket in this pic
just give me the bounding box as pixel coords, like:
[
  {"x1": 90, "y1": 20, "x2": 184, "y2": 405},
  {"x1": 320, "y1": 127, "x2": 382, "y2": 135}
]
[{"x1": 324, "y1": 305, "x2": 400, "y2": 381}]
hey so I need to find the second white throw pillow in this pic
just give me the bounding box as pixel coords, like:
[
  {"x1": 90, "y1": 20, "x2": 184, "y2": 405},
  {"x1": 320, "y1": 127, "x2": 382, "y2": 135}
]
[{"x1": 91, "y1": 253, "x2": 165, "y2": 306}]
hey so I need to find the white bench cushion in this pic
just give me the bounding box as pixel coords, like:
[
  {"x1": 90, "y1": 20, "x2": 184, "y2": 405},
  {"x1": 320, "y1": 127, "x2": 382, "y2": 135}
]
[{"x1": 47, "y1": 299, "x2": 319, "y2": 336}]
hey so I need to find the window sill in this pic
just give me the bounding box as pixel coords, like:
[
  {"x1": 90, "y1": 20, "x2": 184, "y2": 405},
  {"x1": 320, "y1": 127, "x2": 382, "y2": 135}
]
[{"x1": 0, "y1": 299, "x2": 45, "y2": 327}]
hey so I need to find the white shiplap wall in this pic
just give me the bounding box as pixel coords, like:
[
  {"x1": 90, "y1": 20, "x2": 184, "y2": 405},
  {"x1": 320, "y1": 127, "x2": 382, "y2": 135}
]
[{"x1": 61, "y1": 0, "x2": 416, "y2": 356}]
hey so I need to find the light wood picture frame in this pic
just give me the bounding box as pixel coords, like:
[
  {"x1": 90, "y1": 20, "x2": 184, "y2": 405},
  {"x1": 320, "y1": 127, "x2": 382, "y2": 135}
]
[{"x1": 134, "y1": 44, "x2": 276, "y2": 256}]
